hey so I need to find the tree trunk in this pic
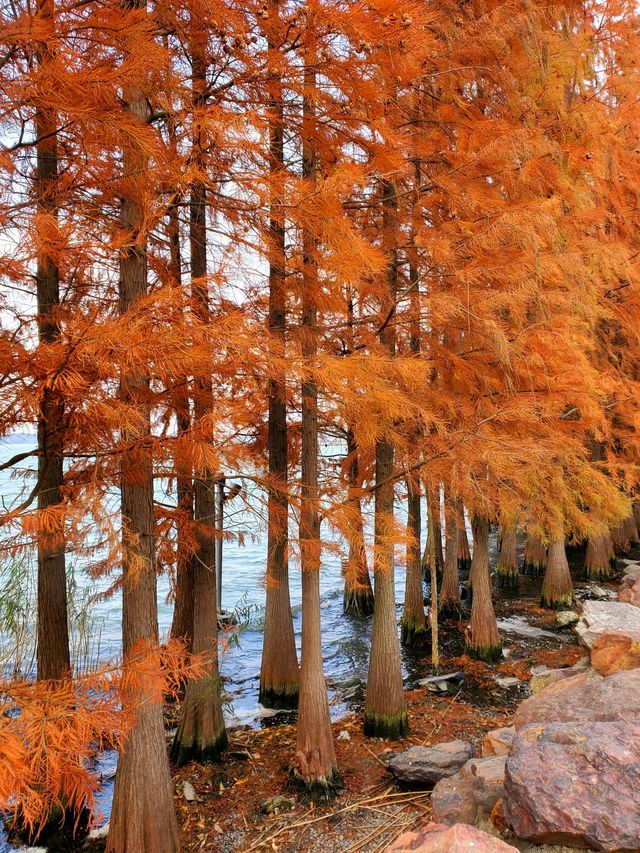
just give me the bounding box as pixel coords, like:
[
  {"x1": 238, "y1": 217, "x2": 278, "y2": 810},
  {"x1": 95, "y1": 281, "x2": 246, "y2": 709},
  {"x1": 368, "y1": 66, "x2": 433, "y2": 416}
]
[
  {"x1": 496, "y1": 522, "x2": 518, "y2": 590},
  {"x1": 259, "y1": 1, "x2": 299, "y2": 707},
  {"x1": 166, "y1": 115, "x2": 195, "y2": 652},
  {"x1": 294, "y1": 67, "x2": 338, "y2": 796},
  {"x1": 440, "y1": 499, "x2": 461, "y2": 617},
  {"x1": 523, "y1": 530, "x2": 547, "y2": 576},
  {"x1": 342, "y1": 429, "x2": 373, "y2": 616},
  {"x1": 364, "y1": 179, "x2": 407, "y2": 740},
  {"x1": 623, "y1": 511, "x2": 640, "y2": 545},
  {"x1": 172, "y1": 23, "x2": 226, "y2": 765},
  {"x1": 422, "y1": 486, "x2": 443, "y2": 580},
  {"x1": 541, "y1": 536, "x2": 574, "y2": 609},
  {"x1": 465, "y1": 517, "x2": 501, "y2": 663},
  {"x1": 584, "y1": 531, "x2": 615, "y2": 581},
  {"x1": 634, "y1": 500, "x2": 640, "y2": 532},
  {"x1": 456, "y1": 502, "x2": 471, "y2": 571},
  {"x1": 35, "y1": 0, "x2": 70, "y2": 682},
  {"x1": 107, "y1": 6, "x2": 179, "y2": 845},
  {"x1": 401, "y1": 478, "x2": 427, "y2": 646}
]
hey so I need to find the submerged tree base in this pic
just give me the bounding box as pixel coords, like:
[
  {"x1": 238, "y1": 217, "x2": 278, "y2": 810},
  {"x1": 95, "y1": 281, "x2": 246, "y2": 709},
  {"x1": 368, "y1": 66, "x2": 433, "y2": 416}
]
[
  {"x1": 343, "y1": 588, "x2": 374, "y2": 617},
  {"x1": 363, "y1": 710, "x2": 408, "y2": 740},
  {"x1": 522, "y1": 561, "x2": 545, "y2": 578},
  {"x1": 289, "y1": 766, "x2": 343, "y2": 804},
  {"x1": 172, "y1": 728, "x2": 228, "y2": 768},
  {"x1": 584, "y1": 563, "x2": 614, "y2": 581},
  {"x1": 258, "y1": 685, "x2": 299, "y2": 710},
  {"x1": 400, "y1": 617, "x2": 429, "y2": 647},
  {"x1": 465, "y1": 641, "x2": 503, "y2": 663},
  {"x1": 496, "y1": 569, "x2": 519, "y2": 590}
]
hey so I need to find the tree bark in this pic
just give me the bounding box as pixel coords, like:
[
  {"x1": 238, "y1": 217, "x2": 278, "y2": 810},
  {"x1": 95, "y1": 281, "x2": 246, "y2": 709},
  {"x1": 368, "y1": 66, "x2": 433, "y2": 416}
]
[
  {"x1": 541, "y1": 536, "x2": 574, "y2": 609},
  {"x1": 342, "y1": 429, "x2": 373, "y2": 615},
  {"x1": 401, "y1": 478, "x2": 427, "y2": 646},
  {"x1": 496, "y1": 522, "x2": 518, "y2": 590},
  {"x1": 422, "y1": 486, "x2": 443, "y2": 580},
  {"x1": 294, "y1": 66, "x2": 338, "y2": 796},
  {"x1": 523, "y1": 530, "x2": 547, "y2": 576},
  {"x1": 364, "y1": 178, "x2": 407, "y2": 740},
  {"x1": 465, "y1": 517, "x2": 501, "y2": 662},
  {"x1": 172, "y1": 18, "x2": 226, "y2": 765},
  {"x1": 35, "y1": 0, "x2": 70, "y2": 683},
  {"x1": 107, "y1": 4, "x2": 179, "y2": 845},
  {"x1": 259, "y1": 0, "x2": 299, "y2": 707},
  {"x1": 440, "y1": 498, "x2": 461, "y2": 617},
  {"x1": 584, "y1": 531, "x2": 615, "y2": 581}
]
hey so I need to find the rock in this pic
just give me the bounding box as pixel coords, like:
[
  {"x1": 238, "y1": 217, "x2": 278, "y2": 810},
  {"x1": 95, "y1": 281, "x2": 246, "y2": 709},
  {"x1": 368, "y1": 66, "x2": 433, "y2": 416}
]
[
  {"x1": 495, "y1": 676, "x2": 520, "y2": 689},
  {"x1": 416, "y1": 672, "x2": 464, "y2": 692},
  {"x1": 528, "y1": 659, "x2": 589, "y2": 694},
  {"x1": 482, "y1": 727, "x2": 515, "y2": 758},
  {"x1": 591, "y1": 630, "x2": 640, "y2": 675},
  {"x1": 514, "y1": 668, "x2": 640, "y2": 728},
  {"x1": 181, "y1": 780, "x2": 196, "y2": 802},
  {"x1": 432, "y1": 756, "x2": 506, "y2": 826},
  {"x1": 555, "y1": 610, "x2": 579, "y2": 627},
  {"x1": 87, "y1": 823, "x2": 109, "y2": 841},
  {"x1": 386, "y1": 821, "x2": 519, "y2": 852},
  {"x1": 618, "y1": 576, "x2": 640, "y2": 607},
  {"x1": 504, "y1": 721, "x2": 640, "y2": 851},
  {"x1": 260, "y1": 796, "x2": 293, "y2": 814},
  {"x1": 388, "y1": 741, "x2": 473, "y2": 786},
  {"x1": 337, "y1": 729, "x2": 351, "y2": 741},
  {"x1": 575, "y1": 600, "x2": 640, "y2": 648}
]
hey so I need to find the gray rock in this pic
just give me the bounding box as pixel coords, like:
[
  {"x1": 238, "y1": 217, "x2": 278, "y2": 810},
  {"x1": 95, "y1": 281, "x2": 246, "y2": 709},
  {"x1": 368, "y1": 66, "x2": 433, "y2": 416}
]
[
  {"x1": 432, "y1": 756, "x2": 506, "y2": 826},
  {"x1": 388, "y1": 741, "x2": 473, "y2": 786},
  {"x1": 504, "y1": 721, "x2": 640, "y2": 851},
  {"x1": 555, "y1": 610, "x2": 579, "y2": 627},
  {"x1": 181, "y1": 780, "x2": 196, "y2": 802},
  {"x1": 575, "y1": 600, "x2": 640, "y2": 647},
  {"x1": 495, "y1": 676, "x2": 521, "y2": 689}
]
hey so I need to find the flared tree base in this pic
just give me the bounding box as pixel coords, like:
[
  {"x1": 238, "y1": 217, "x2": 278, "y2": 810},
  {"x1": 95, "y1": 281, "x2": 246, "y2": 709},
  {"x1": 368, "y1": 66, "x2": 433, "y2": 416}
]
[
  {"x1": 400, "y1": 616, "x2": 429, "y2": 647},
  {"x1": 439, "y1": 599, "x2": 463, "y2": 620},
  {"x1": 343, "y1": 587, "x2": 374, "y2": 617},
  {"x1": 259, "y1": 685, "x2": 299, "y2": 710},
  {"x1": 172, "y1": 728, "x2": 228, "y2": 768},
  {"x1": 496, "y1": 569, "x2": 519, "y2": 590},
  {"x1": 522, "y1": 562, "x2": 545, "y2": 578},
  {"x1": 584, "y1": 564, "x2": 614, "y2": 582},
  {"x1": 540, "y1": 592, "x2": 574, "y2": 609},
  {"x1": 363, "y1": 709, "x2": 408, "y2": 740},
  {"x1": 289, "y1": 766, "x2": 342, "y2": 804},
  {"x1": 465, "y1": 641, "x2": 503, "y2": 663}
]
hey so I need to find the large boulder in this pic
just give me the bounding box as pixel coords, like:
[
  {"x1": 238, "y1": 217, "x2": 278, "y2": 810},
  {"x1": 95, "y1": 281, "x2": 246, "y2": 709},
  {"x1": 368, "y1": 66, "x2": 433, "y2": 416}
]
[
  {"x1": 387, "y1": 741, "x2": 473, "y2": 786},
  {"x1": 431, "y1": 756, "x2": 506, "y2": 826},
  {"x1": 513, "y1": 668, "x2": 640, "y2": 728},
  {"x1": 575, "y1": 600, "x2": 640, "y2": 647},
  {"x1": 482, "y1": 727, "x2": 515, "y2": 758},
  {"x1": 386, "y1": 822, "x2": 518, "y2": 852},
  {"x1": 591, "y1": 630, "x2": 640, "y2": 676},
  {"x1": 504, "y1": 721, "x2": 640, "y2": 851}
]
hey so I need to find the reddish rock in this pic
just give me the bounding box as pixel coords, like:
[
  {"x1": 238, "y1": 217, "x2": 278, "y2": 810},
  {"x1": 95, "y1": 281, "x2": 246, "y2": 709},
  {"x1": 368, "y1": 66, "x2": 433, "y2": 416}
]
[
  {"x1": 504, "y1": 721, "x2": 640, "y2": 851},
  {"x1": 618, "y1": 576, "x2": 640, "y2": 607},
  {"x1": 513, "y1": 668, "x2": 640, "y2": 728},
  {"x1": 386, "y1": 822, "x2": 518, "y2": 852},
  {"x1": 591, "y1": 630, "x2": 640, "y2": 675},
  {"x1": 482, "y1": 727, "x2": 515, "y2": 757},
  {"x1": 431, "y1": 757, "x2": 506, "y2": 826}
]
